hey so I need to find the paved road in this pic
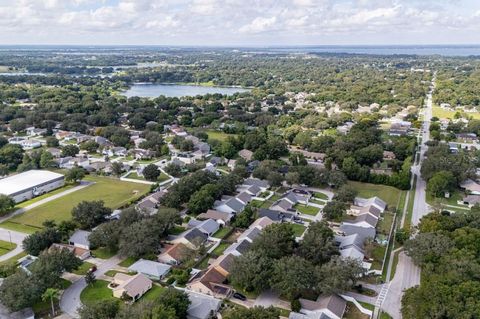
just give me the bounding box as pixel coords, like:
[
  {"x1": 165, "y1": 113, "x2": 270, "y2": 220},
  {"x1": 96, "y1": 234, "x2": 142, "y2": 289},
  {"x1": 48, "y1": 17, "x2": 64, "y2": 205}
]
[
  {"x1": 0, "y1": 229, "x2": 27, "y2": 262},
  {"x1": 0, "y1": 181, "x2": 92, "y2": 224},
  {"x1": 379, "y1": 73, "x2": 436, "y2": 319},
  {"x1": 60, "y1": 255, "x2": 122, "y2": 318}
]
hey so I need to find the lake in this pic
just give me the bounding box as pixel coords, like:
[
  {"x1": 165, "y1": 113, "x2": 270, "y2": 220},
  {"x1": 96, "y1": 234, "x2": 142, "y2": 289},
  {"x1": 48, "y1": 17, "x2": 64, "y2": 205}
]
[{"x1": 123, "y1": 83, "x2": 250, "y2": 98}]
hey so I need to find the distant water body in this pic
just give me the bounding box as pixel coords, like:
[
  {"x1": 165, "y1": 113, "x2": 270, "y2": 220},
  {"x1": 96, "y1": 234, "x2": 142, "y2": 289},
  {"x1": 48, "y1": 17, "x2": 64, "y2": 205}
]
[
  {"x1": 123, "y1": 83, "x2": 250, "y2": 98},
  {"x1": 273, "y1": 45, "x2": 480, "y2": 56}
]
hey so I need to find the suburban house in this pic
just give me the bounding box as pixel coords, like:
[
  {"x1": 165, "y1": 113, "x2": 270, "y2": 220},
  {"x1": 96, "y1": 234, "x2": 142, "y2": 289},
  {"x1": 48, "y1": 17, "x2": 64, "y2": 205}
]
[
  {"x1": 460, "y1": 179, "x2": 480, "y2": 195},
  {"x1": 111, "y1": 273, "x2": 152, "y2": 301},
  {"x1": 250, "y1": 216, "x2": 275, "y2": 229},
  {"x1": 339, "y1": 224, "x2": 376, "y2": 242},
  {"x1": 224, "y1": 239, "x2": 251, "y2": 257},
  {"x1": 69, "y1": 230, "x2": 91, "y2": 250},
  {"x1": 214, "y1": 197, "x2": 245, "y2": 215},
  {"x1": 342, "y1": 213, "x2": 378, "y2": 229},
  {"x1": 270, "y1": 198, "x2": 295, "y2": 213},
  {"x1": 128, "y1": 259, "x2": 171, "y2": 280},
  {"x1": 257, "y1": 208, "x2": 295, "y2": 223},
  {"x1": 211, "y1": 253, "x2": 236, "y2": 276},
  {"x1": 50, "y1": 243, "x2": 91, "y2": 260},
  {"x1": 46, "y1": 147, "x2": 62, "y2": 158},
  {"x1": 186, "y1": 290, "x2": 222, "y2": 319},
  {"x1": 459, "y1": 194, "x2": 480, "y2": 207},
  {"x1": 136, "y1": 190, "x2": 167, "y2": 215},
  {"x1": 242, "y1": 178, "x2": 269, "y2": 191},
  {"x1": 348, "y1": 204, "x2": 382, "y2": 220},
  {"x1": 104, "y1": 146, "x2": 127, "y2": 157},
  {"x1": 133, "y1": 149, "x2": 154, "y2": 160},
  {"x1": 187, "y1": 267, "x2": 232, "y2": 298},
  {"x1": 237, "y1": 227, "x2": 262, "y2": 243},
  {"x1": 197, "y1": 209, "x2": 233, "y2": 225},
  {"x1": 157, "y1": 243, "x2": 193, "y2": 265},
  {"x1": 238, "y1": 149, "x2": 253, "y2": 161},
  {"x1": 353, "y1": 197, "x2": 387, "y2": 212},
  {"x1": 188, "y1": 219, "x2": 220, "y2": 237},
  {"x1": 175, "y1": 228, "x2": 208, "y2": 249},
  {"x1": 289, "y1": 295, "x2": 347, "y2": 319},
  {"x1": 227, "y1": 159, "x2": 237, "y2": 170}
]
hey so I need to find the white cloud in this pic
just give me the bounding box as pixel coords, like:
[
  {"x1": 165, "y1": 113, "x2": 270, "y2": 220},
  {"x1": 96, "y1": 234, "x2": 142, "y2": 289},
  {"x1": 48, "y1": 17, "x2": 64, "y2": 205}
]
[
  {"x1": 0, "y1": 0, "x2": 478, "y2": 44},
  {"x1": 239, "y1": 16, "x2": 277, "y2": 33}
]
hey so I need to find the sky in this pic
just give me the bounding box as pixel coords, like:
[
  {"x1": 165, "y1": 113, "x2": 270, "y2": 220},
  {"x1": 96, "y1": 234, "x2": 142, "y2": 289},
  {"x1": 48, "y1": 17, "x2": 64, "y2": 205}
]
[{"x1": 0, "y1": 0, "x2": 479, "y2": 46}]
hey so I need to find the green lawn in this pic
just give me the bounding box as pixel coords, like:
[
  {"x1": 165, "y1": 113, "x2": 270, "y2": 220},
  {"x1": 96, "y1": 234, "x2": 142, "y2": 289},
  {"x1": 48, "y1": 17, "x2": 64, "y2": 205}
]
[
  {"x1": 294, "y1": 204, "x2": 320, "y2": 216},
  {"x1": 348, "y1": 181, "x2": 405, "y2": 208},
  {"x1": 73, "y1": 261, "x2": 95, "y2": 275},
  {"x1": 290, "y1": 223, "x2": 306, "y2": 237},
  {"x1": 205, "y1": 129, "x2": 238, "y2": 142},
  {"x1": 141, "y1": 284, "x2": 166, "y2": 301},
  {"x1": 104, "y1": 269, "x2": 136, "y2": 277},
  {"x1": 390, "y1": 250, "x2": 401, "y2": 281},
  {"x1": 126, "y1": 171, "x2": 170, "y2": 183},
  {"x1": 92, "y1": 247, "x2": 117, "y2": 259},
  {"x1": 119, "y1": 257, "x2": 138, "y2": 267},
  {"x1": 377, "y1": 212, "x2": 395, "y2": 236},
  {"x1": 15, "y1": 184, "x2": 78, "y2": 208},
  {"x1": 371, "y1": 244, "x2": 387, "y2": 270},
  {"x1": 0, "y1": 240, "x2": 16, "y2": 257},
  {"x1": 212, "y1": 242, "x2": 229, "y2": 256},
  {"x1": 80, "y1": 280, "x2": 117, "y2": 306},
  {"x1": 213, "y1": 226, "x2": 232, "y2": 239},
  {"x1": 170, "y1": 225, "x2": 186, "y2": 235},
  {"x1": 344, "y1": 302, "x2": 370, "y2": 319},
  {"x1": 0, "y1": 221, "x2": 42, "y2": 234},
  {"x1": 1, "y1": 175, "x2": 150, "y2": 230},
  {"x1": 313, "y1": 191, "x2": 329, "y2": 200},
  {"x1": 432, "y1": 105, "x2": 480, "y2": 120}
]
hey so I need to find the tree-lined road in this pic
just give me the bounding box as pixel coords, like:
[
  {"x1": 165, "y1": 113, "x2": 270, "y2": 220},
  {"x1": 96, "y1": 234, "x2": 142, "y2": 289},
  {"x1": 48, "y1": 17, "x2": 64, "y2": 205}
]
[{"x1": 380, "y1": 72, "x2": 436, "y2": 319}]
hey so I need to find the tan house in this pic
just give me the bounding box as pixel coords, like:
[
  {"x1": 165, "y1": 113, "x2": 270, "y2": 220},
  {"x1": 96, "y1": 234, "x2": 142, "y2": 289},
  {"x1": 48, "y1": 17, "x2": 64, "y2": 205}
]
[
  {"x1": 111, "y1": 273, "x2": 152, "y2": 301},
  {"x1": 157, "y1": 243, "x2": 193, "y2": 265},
  {"x1": 187, "y1": 267, "x2": 232, "y2": 298}
]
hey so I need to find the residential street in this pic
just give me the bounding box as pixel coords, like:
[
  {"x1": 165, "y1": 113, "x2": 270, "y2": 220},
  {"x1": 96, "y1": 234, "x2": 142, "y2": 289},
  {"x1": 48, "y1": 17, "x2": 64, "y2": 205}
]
[
  {"x1": 59, "y1": 255, "x2": 122, "y2": 318},
  {"x1": 0, "y1": 229, "x2": 27, "y2": 262},
  {"x1": 379, "y1": 73, "x2": 436, "y2": 319}
]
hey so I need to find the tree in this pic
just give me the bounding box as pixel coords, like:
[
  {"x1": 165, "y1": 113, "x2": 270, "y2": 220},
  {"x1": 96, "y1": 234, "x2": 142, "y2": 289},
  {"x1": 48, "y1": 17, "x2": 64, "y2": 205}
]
[
  {"x1": 315, "y1": 256, "x2": 364, "y2": 294},
  {"x1": 333, "y1": 185, "x2": 357, "y2": 203},
  {"x1": 88, "y1": 220, "x2": 120, "y2": 252},
  {"x1": 322, "y1": 200, "x2": 347, "y2": 220},
  {"x1": 298, "y1": 221, "x2": 338, "y2": 265},
  {"x1": 143, "y1": 164, "x2": 160, "y2": 181},
  {"x1": 40, "y1": 151, "x2": 55, "y2": 168},
  {"x1": 72, "y1": 200, "x2": 112, "y2": 229},
  {"x1": 285, "y1": 171, "x2": 300, "y2": 186},
  {"x1": 230, "y1": 251, "x2": 272, "y2": 292},
  {"x1": 111, "y1": 161, "x2": 123, "y2": 176},
  {"x1": 0, "y1": 144, "x2": 24, "y2": 170},
  {"x1": 270, "y1": 256, "x2": 314, "y2": 300},
  {"x1": 23, "y1": 228, "x2": 61, "y2": 256},
  {"x1": 223, "y1": 306, "x2": 280, "y2": 319},
  {"x1": 46, "y1": 136, "x2": 59, "y2": 147},
  {"x1": 65, "y1": 166, "x2": 85, "y2": 183},
  {"x1": 427, "y1": 170, "x2": 456, "y2": 198},
  {"x1": 0, "y1": 271, "x2": 39, "y2": 311},
  {"x1": 62, "y1": 144, "x2": 80, "y2": 157},
  {"x1": 81, "y1": 140, "x2": 100, "y2": 153},
  {"x1": 404, "y1": 233, "x2": 454, "y2": 266},
  {"x1": 42, "y1": 288, "x2": 60, "y2": 318},
  {"x1": 251, "y1": 223, "x2": 295, "y2": 259},
  {"x1": 78, "y1": 300, "x2": 119, "y2": 319},
  {"x1": 156, "y1": 288, "x2": 190, "y2": 319},
  {"x1": 267, "y1": 172, "x2": 283, "y2": 187},
  {"x1": 0, "y1": 195, "x2": 15, "y2": 216},
  {"x1": 85, "y1": 271, "x2": 96, "y2": 286},
  {"x1": 187, "y1": 188, "x2": 215, "y2": 215}
]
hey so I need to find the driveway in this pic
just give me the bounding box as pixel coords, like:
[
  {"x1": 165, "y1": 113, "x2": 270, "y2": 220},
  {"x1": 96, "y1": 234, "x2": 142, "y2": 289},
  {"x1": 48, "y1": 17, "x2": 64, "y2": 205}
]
[
  {"x1": 0, "y1": 228, "x2": 27, "y2": 262},
  {"x1": 254, "y1": 290, "x2": 290, "y2": 310},
  {"x1": 60, "y1": 255, "x2": 122, "y2": 318}
]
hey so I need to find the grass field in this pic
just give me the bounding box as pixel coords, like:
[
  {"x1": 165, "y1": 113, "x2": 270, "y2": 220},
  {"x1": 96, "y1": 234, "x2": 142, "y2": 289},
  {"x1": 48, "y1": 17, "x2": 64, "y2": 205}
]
[
  {"x1": 294, "y1": 204, "x2": 320, "y2": 216},
  {"x1": 205, "y1": 129, "x2": 238, "y2": 142},
  {"x1": 80, "y1": 280, "x2": 117, "y2": 306},
  {"x1": 126, "y1": 171, "x2": 170, "y2": 183},
  {"x1": 0, "y1": 251, "x2": 27, "y2": 267},
  {"x1": 1, "y1": 175, "x2": 150, "y2": 230},
  {"x1": 119, "y1": 257, "x2": 137, "y2": 267},
  {"x1": 432, "y1": 105, "x2": 480, "y2": 120},
  {"x1": 0, "y1": 240, "x2": 16, "y2": 257},
  {"x1": 92, "y1": 247, "x2": 117, "y2": 259},
  {"x1": 377, "y1": 212, "x2": 395, "y2": 236},
  {"x1": 313, "y1": 191, "x2": 329, "y2": 200},
  {"x1": 348, "y1": 181, "x2": 405, "y2": 208}
]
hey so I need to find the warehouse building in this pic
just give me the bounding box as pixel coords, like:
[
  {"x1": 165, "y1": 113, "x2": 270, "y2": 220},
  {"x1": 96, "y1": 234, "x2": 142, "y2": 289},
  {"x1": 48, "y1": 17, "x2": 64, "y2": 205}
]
[{"x1": 0, "y1": 170, "x2": 65, "y2": 203}]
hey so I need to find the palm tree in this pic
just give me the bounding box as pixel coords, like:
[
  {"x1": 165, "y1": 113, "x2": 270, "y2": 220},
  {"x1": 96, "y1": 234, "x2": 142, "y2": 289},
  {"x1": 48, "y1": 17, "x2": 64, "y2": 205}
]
[{"x1": 42, "y1": 288, "x2": 60, "y2": 318}]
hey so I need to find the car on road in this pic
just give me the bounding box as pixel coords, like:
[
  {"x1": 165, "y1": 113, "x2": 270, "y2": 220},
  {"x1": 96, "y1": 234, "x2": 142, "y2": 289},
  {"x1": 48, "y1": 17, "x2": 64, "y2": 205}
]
[{"x1": 232, "y1": 292, "x2": 247, "y2": 301}]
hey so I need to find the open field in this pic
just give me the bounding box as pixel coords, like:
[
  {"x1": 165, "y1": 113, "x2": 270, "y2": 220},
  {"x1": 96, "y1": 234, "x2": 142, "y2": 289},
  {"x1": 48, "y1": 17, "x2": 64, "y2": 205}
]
[
  {"x1": 15, "y1": 184, "x2": 78, "y2": 209},
  {"x1": 432, "y1": 105, "x2": 480, "y2": 120},
  {"x1": 205, "y1": 129, "x2": 238, "y2": 142},
  {"x1": 348, "y1": 181, "x2": 405, "y2": 208},
  {"x1": 1, "y1": 176, "x2": 150, "y2": 230}
]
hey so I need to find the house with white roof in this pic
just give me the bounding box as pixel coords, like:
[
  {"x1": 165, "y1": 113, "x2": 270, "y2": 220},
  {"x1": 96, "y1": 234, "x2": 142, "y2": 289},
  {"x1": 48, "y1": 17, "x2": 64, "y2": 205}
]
[{"x1": 128, "y1": 259, "x2": 171, "y2": 280}]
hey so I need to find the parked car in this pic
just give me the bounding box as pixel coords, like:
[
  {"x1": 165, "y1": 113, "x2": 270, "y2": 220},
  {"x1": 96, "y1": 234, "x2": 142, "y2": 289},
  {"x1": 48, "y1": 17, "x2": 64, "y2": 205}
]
[
  {"x1": 89, "y1": 265, "x2": 97, "y2": 273},
  {"x1": 232, "y1": 292, "x2": 247, "y2": 301}
]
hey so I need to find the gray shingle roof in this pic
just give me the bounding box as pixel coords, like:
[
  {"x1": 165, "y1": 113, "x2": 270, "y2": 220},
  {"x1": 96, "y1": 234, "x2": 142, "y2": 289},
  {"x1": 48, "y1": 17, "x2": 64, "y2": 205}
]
[
  {"x1": 225, "y1": 198, "x2": 245, "y2": 212},
  {"x1": 258, "y1": 208, "x2": 294, "y2": 222},
  {"x1": 69, "y1": 230, "x2": 91, "y2": 247},
  {"x1": 184, "y1": 228, "x2": 208, "y2": 244},
  {"x1": 187, "y1": 290, "x2": 221, "y2": 319},
  {"x1": 339, "y1": 224, "x2": 376, "y2": 241},
  {"x1": 128, "y1": 259, "x2": 171, "y2": 278}
]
